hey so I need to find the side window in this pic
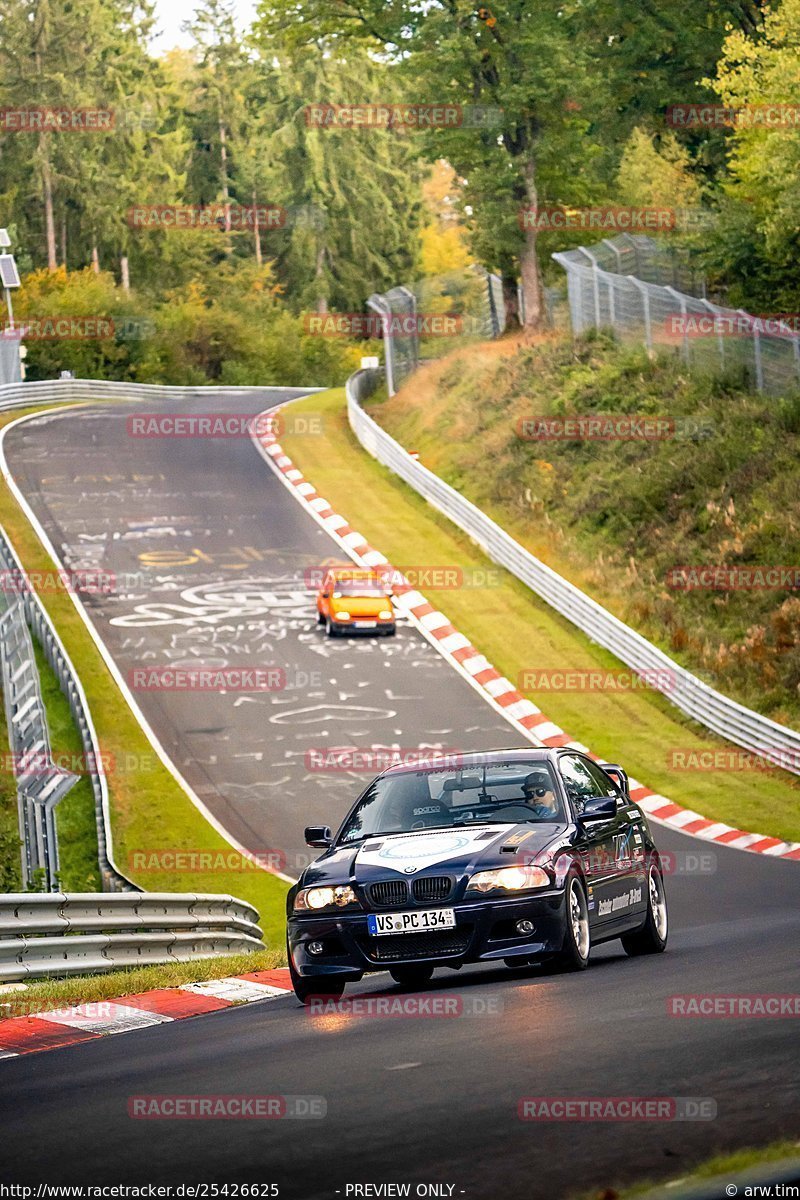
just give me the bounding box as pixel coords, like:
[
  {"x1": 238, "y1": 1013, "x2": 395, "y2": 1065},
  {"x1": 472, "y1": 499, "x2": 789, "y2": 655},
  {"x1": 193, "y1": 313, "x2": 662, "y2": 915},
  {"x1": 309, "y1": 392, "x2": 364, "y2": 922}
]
[
  {"x1": 559, "y1": 755, "x2": 607, "y2": 804},
  {"x1": 581, "y1": 759, "x2": 619, "y2": 798}
]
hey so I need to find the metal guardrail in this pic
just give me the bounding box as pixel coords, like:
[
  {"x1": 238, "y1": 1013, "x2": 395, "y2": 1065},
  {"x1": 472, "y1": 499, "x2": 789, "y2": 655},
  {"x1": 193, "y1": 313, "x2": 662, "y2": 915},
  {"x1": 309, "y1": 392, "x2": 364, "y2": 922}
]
[
  {"x1": 0, "y1": 892, "x2": 263, "y2": 981},
  {"x1": 0, "y1": 526, "x2": 134, "y2": 892},
  {"x1": 0, "y1": 378, "x2": 313, "y2": 407},
  {"x1": 347, "y1": 368, "x2": 800, "y2": 776},
  {"x1": 553, "y1": 234, "x2": 800, "y2": 396},
  {"x1": 0, "y1": 597, "x2": 78, "y2": 890}
]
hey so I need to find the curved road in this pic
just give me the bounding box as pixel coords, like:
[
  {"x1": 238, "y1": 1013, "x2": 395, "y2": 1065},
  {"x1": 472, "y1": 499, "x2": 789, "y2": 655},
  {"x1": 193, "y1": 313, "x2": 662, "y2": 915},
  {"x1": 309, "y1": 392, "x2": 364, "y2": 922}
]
[
  {"x1": 3, "y1": 395, "x2": 521, "y2": 874},
  {"x1": 2, "y1": 394, "x2": 798, "y2": 1197}
]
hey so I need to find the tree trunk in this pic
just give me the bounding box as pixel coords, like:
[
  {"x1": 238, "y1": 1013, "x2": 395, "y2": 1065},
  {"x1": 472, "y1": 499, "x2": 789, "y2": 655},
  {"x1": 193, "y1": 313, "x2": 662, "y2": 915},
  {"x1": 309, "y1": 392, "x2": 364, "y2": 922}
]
[
  {"x1": 91, "y1": 244, "x2": 100, "y2": 274},
  {"x1": 315, "y1": 245, "x2": 328, "y2": 313},
  {"x1": 252, "y1": 188, "x2": 262, "y2": 266},
  {"x1": 40, "y1": 135, "x2": 57, "y2": 271},
  {"x1": 120, "y1": 255, "x2": 130, "y2": 292},
  {"x1": 502, "y1": 273, "x2": 520, "y2": 329},
  {"x1": 219, "y1": 114, "x2": 232, "y2": 254},
  {"x1": 519, "y1": 159, "x2": 543, "y2": 331},
  {"x1": 59, "y1": 211, "x2": 67, "y2": 267}
]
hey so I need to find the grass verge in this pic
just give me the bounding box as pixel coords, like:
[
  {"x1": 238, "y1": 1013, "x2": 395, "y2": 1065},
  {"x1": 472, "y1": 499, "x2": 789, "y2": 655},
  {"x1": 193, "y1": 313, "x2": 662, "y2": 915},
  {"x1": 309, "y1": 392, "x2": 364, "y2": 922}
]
[
  {"x1": 0, "y1": 403, "x2": 288, "y2": 946},
  {"x1": 371, "y1": 333, "x2": 800, "y2": 729},
  {"x1": 572, "y1": 1139, "x2": 800, "y2": 1199},
  {"x1": 0, "y1": 947, "x2": 285, "y2": 1018},
  {"x1": 33, "y1": 641, "x2": 102, "y2": 891},
  {"x1": 0, "y1": 692, "x2": 22, "y2": 890},
  {"x1": 280, "y1": 388, "x2": 800, "y2": 842}
]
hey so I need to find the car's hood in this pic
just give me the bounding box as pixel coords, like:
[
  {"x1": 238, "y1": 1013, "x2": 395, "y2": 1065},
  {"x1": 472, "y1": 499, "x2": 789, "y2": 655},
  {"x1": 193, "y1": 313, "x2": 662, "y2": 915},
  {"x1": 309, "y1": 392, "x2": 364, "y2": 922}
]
[
  {"x1": 301, "y1": 822, "x2": 568, "y2": 887},
  {"x1": 330, "y1": 596, "x2": 389, "y2": 616}
]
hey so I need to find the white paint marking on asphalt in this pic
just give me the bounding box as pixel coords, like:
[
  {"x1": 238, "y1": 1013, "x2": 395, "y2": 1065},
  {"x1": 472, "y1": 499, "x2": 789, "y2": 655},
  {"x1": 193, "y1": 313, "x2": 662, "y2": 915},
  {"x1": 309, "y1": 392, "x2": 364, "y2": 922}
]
[
  {"x1": 385, "y1": 1062, "x2": 422, "y2": 1071},
  {"x1": 180, "y1": 978, "x2": 289, "y2": 1003},
  {"x1": 42, "y1": 1003, "x2": 174, "y2": 1033}
]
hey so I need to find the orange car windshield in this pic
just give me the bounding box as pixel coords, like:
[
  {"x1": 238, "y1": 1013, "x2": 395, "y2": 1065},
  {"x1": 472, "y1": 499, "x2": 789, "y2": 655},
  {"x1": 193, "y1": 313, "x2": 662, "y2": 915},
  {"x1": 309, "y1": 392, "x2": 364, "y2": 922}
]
[{"x1": 332, "y1": 583, "x2": 386, "y2": 597}]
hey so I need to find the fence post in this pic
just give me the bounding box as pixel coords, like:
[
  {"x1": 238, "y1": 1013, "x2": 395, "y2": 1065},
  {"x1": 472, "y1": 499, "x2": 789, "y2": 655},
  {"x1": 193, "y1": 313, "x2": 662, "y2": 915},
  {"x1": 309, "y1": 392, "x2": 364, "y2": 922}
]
[
  {"x1": 602, "y1": 238, "x2": 621, "y2": 270},
  {"x1": 665, "y1": 286, "x2": 689, "y2": 364},
  {"x1": 397, "y1": 286, "x2": 419, "y2": 372},
  {"x1": 701, "y1": 300, "x2": 725, "y2": 372},
  {"x1": 631, "y1": 278, "x2": 652, "y2": 351},
  {"x1": 751, "y1": 318, "x2": 764, "y2": 392},
  {"x1": 367, "y1": 294, "x2": 395, "y2": 395}
]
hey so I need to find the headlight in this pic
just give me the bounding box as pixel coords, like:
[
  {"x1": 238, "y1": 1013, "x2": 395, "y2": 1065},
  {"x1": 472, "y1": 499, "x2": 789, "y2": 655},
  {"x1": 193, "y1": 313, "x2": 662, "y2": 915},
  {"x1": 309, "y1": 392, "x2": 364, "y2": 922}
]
[
  {"x1": 334, "y1": 611, "x2": 351, "y2": 620},
  {"x1": 465, "y1": 865, "x2": 550, "y2": 894},
  {"x1": 379, "y1": 610, "x2": 393, "y2": 619},
  {"x1": 294, "y1": 885, "x2": 360, "y2": 911}
]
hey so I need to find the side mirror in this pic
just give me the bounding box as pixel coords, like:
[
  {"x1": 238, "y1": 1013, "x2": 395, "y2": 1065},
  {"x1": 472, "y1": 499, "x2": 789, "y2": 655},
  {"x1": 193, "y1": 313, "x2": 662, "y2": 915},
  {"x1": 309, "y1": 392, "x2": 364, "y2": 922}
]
[
  {"x1": 578, "y1": 795, "x2": 617, "y2": 822},
  {"x1": 321, "y1": 590, "x2": 330, "y2": 599},
  {"x1": 305, "y1": 825, "x2": 333, "y2": 848},
  {"x1": 599, "y1": 763, "x2": 629, "y2": 797}
]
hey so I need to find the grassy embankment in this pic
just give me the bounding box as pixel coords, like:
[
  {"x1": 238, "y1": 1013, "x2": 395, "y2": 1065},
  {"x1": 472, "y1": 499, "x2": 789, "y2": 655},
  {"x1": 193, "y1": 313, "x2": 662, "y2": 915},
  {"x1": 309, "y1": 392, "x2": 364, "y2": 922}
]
[
  {"x1": 372, "y1": 333, "x2": 800, "y2": 730},
  {"x1": 281, "y1": 384, "x2": 800, "y2": 842}
]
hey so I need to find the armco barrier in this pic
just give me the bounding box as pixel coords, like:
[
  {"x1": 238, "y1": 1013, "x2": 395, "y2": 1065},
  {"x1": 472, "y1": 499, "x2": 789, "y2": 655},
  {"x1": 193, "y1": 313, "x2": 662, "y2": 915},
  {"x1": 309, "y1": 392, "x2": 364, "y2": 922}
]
[
  {"x1": 0, "y1": 524, "x2": 132, "y2": 892},
  {"x1": 0, "y1": 596, "x2": 79, "y2": 890},
  {"x1": 346, "y1": 368, "x2": 800, "y2": 776},
  {"x1": 0, "y1": 892, "x2": 263, "y2": 981}
]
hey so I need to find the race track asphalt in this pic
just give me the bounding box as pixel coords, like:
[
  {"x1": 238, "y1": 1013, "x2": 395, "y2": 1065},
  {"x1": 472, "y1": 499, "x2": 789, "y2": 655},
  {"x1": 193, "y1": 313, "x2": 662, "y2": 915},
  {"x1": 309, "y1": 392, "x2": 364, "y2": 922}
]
[{"x1": 2, "y1": 392, "x2": 798, "y2": 1198}]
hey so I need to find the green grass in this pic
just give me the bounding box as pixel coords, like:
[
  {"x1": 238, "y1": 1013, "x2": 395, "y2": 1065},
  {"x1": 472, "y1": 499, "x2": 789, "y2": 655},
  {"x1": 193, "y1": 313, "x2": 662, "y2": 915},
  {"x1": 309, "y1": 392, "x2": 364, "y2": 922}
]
[
  {"x1": 32, "y1": 641, "x2": 102, "y2": 891},
  {"x1": 370, "y1": 332, "x2": 800, "y2": 729},
  {"x1": 0, "y1": 947, "x2": 285, "y2": 1018},
  {"x1": 571, "y1": 1139, "x2": 800, "y2": 1199},
  {"x1": 0, "y1": 403, "x2": 289, "y2": 947},
  {"x1": 280, "y1": 387, "x2": 800, "y2": 842},
  {"x1": 0, "y1": 690, "x2": 22, "y2": 891}
]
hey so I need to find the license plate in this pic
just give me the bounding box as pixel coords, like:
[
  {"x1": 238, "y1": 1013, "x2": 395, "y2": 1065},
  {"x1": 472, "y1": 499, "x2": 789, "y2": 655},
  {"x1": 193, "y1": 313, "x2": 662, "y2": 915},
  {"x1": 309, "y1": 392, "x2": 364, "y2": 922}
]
[
  {"x1": 357, "y1": 620, "x2": 377, "y2": 628},
  {"x1": 368, "y1": 908, "x2": 456, "y2": 936}
]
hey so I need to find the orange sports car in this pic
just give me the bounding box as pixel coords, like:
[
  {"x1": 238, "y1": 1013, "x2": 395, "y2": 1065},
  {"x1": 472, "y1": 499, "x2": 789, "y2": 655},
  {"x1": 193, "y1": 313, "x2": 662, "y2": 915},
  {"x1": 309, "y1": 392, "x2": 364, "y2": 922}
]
[{"x1": 316, "y1": 568, "x2": 396, "y2": 637}]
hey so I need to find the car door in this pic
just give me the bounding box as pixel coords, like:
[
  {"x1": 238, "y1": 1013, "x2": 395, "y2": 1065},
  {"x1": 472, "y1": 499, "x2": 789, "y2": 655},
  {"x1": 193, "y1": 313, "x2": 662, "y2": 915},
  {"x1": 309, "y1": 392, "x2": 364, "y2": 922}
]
[{"x1": 558, "y1": 753, "x2": 626, "y2": 928}]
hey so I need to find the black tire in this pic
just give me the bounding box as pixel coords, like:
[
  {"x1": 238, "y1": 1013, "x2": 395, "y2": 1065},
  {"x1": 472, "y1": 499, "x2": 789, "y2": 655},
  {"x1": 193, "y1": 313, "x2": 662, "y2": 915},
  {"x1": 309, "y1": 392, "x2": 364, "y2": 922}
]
[
  {"x1": 553, "y1": 873, "x2": 591, "y2": 971},
  {"x1": 325, "y1": 618, "x2": 338, "y2": 638},
  {"x1": 316, "y1": 610, "x2": 325, "y2": 625},
  {"x1": 621, "y1": 862, "x2": 668, "y2": 956},
  {"x1": 288, "y1": 949, "x2": 346, "y2": 1005},
  {"x1": 384, "y1": 625, "x2": 397, "y2": 637},
  {"x1": 389, "y1": 964, "x2": 434, "y2": 988}
]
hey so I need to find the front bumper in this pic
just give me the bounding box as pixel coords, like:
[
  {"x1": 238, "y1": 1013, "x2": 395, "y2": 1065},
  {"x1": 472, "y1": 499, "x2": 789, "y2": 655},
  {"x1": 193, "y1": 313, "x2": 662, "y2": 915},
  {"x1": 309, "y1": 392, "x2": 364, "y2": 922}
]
[
  {"x1": 332, "y1": 618, "x2": 395, "y2": 635},
  {"x1": 287, "y1": 891, "x2": 568, "y2": 978}
]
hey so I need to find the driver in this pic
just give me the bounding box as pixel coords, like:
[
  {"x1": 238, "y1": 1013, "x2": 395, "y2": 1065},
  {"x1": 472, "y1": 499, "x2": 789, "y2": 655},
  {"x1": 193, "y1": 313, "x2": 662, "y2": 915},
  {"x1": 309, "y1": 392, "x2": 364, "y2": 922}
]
[{"x1": 521, "y1": 771, "x2": 559, "y2": 818}]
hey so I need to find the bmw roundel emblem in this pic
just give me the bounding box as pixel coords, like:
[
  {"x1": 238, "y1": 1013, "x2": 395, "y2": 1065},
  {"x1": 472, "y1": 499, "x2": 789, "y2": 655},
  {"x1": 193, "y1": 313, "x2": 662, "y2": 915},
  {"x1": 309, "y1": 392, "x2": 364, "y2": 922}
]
[{"x1": 403, "y1": 865, "x2": 418, "y2": 874}]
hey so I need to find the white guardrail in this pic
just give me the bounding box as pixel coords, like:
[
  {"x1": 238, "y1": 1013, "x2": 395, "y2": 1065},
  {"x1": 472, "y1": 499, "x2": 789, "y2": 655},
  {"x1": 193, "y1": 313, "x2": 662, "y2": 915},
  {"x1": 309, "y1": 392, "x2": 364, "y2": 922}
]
[
  {"x1": 346, "y1": 368, "x2": 800, "y2": 777},
  {"x1": 0, "y1": 892, "x2": 263, "y2": 981}
]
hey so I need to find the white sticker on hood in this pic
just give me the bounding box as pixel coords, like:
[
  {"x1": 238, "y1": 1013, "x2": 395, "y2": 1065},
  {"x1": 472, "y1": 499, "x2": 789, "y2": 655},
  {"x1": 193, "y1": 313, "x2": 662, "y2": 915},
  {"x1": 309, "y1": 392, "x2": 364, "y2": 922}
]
[{"x1": 356, "y1": 825, "x2": 515, "y2": 873}]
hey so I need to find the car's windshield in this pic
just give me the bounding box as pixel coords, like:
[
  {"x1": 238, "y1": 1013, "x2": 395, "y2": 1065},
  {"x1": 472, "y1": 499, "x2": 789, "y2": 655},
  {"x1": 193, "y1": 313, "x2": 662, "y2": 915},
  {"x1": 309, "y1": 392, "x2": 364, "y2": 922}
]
[
  {"x1": 337, "y1": 761, "x2": 564, "y2": 843},
  {"x1": 332, "y1": 583, "x2": 387, "y2": 597}
]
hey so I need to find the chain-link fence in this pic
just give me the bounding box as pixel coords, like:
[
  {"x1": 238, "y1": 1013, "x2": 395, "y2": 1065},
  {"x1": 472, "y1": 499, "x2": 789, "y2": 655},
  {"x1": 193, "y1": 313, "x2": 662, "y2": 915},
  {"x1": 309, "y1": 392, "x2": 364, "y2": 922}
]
[
  {"x1": 553, "y1": 234, "x2": 800, "y2": 397},
  {"x1": 368, "y1": 265, "x2": 506, "y2": 395}
]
